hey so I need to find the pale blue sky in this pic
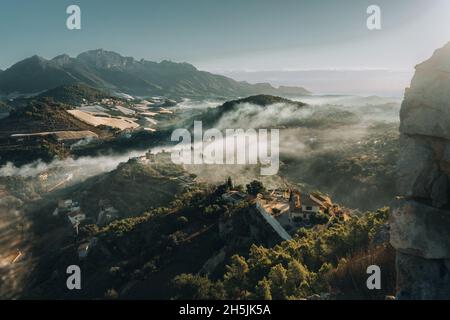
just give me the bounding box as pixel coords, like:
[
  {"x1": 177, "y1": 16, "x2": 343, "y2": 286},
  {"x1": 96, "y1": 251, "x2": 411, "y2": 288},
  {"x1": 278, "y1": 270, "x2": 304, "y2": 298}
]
[{"x1": 0, "y1": 0, "x2": 449, "y2": 72}]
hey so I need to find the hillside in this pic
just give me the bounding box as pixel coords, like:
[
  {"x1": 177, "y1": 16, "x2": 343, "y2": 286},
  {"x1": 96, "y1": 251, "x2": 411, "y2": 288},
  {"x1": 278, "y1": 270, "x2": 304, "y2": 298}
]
[
  {"x1": 281, "y1": 122, "x2": 399, "y2": 211},
  {"x1": 0, "y1": 49, "x2": 310, "y2": 99},
  {"x1": 74, "y1": 154, "x2": 195, "y2": 218},
  {"x1": 20, "y1": 174, "x2": 394, "y2": 300},
  {"x1": 199, "y1": 94, "x2": 308, "y2": 129},
  {"x1": 22, "y1": 179, "x2": 285, "y2": 299},
  {"x1": 173, "y1": 207, "x2": 394, "y2": 300},
  {"x1": 0, "y1": 84, "x2": 175, "y2": 165},
  {"x1": 37, "y1": 84, "x2": 111, "y2": 105},
  {"x1": 0, "y1": 98, "x2": 110, "y2": 165},
  {"x1": 218, "y1": 95, "x2": 306, "y2": 112}
]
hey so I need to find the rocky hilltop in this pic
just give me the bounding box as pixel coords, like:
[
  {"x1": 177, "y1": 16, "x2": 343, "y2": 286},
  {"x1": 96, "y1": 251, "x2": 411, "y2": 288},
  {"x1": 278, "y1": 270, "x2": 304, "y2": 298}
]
[{"x1": 392, "y1": 42, "x2": 450, "y2": 299}]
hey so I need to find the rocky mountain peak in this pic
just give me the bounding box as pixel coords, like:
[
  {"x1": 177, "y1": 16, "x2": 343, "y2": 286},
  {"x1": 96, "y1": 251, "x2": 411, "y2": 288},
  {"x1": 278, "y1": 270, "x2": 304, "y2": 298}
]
[
  {"x1": 0, "y1": 49, "x2": 310, "y2": 97},
  {"x1": 51, "y1": 54, "x2": 72, "y2": 67},
  {"x1": 77, "y1": 49, "x2": 135, "y2": 69}
]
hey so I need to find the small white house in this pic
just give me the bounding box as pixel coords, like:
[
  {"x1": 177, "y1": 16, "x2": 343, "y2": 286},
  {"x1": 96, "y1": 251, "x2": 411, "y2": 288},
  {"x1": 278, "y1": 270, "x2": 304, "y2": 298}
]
[
  {"x1": 67, "y1": 211, "x2": 86, "y2": 226},
  {"x1": 289, "y1": 192, "x2": 327, "y2": 222},
  {"x1": 59, "y1": 199, "x2": 73, "y2": 209},
  {"x1": 301, "y1": 197, "x2": 323, "y2": 214}
]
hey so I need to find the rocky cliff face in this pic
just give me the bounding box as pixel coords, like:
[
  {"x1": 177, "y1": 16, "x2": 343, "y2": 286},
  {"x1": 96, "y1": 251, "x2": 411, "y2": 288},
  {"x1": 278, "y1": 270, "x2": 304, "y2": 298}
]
[{"x1": 392, "y1": 42, "x2": 450, "y2": 299}]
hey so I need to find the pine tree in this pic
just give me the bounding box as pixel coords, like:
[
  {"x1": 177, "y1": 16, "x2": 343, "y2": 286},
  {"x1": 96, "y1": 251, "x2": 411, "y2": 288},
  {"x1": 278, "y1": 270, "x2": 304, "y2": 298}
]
[
  {"x1": 226, "y1": 176, "x2": 233, "y2": 190},
  {"x1": 268, "y1": 264, "x2": 287, "y2": 299},
  {"x1": 255, "y1": 277, "x2": 272, "y2": 300}
]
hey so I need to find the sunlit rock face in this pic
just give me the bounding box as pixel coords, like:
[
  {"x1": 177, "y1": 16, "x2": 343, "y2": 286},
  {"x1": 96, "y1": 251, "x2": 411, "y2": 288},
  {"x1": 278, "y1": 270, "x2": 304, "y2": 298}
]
[
  {"x1": 392, "y1": 42, "x2": 450, "y2": 299},
  {"x1": 400, "y1": 43, "x2": 450, "y2": 140}
]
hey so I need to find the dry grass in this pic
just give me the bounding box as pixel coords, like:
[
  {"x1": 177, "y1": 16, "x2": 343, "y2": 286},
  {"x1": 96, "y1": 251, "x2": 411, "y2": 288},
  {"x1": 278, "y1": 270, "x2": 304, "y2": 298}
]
[
  {"x1": 325, "y1": 243, "x2": 396, "y2": 299},
  {"x1": 67, "y1": 110, "x2": 139, "y2": 130}
]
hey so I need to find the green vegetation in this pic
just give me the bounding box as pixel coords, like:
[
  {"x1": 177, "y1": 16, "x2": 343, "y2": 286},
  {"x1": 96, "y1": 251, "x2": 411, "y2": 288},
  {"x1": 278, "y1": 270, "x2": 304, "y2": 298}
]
[
  {"x1": 24, "y1": 179, "x2": 285, "y2": 299},
  {"x1": 199, "y1": 95, "x2": 307, "y2": 129},
  {"x1": 0, "y1": 99, "x2": 110, "y2": 165},
  {"x1": 171, "y1": 274, "x2": 226, "y2": 300},
  {"x1": 38, "y1": 84, "x2": 111, "y2": 105},
  {"x1": 76, "y1": 156, "x2": 191, "y2": 218},
  {"x1": 19, "y1": 169, "x2": 395, "y2": 300},
  {"x1": 246, "y1": 180, "x2": 265, "y2": 196},
  {"x1": 218, "y1": 95, "x2": 306, "y2": 113},
  {"x1": 297, "y1": 108, "x2": 361, "y2": 128},
  {"x1": 172, "y1": 208, "x2": 395, "y2": 300},
  {"x1": 281, "y1": 123, "x2": 399, "y2": 211}
]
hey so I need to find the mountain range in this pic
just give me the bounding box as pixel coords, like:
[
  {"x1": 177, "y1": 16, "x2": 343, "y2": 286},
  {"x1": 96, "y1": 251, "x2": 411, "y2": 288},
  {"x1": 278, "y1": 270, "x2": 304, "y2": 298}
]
[{"x1": 0, "y1": 49, "x2": 310, "y2": 99}]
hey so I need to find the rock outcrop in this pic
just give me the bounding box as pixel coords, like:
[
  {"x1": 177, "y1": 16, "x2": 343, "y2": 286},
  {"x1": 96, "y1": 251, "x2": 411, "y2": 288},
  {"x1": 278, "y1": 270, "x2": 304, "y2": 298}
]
[{"x1": 392, "y1": 42, "x2": 450, "y2": 299}]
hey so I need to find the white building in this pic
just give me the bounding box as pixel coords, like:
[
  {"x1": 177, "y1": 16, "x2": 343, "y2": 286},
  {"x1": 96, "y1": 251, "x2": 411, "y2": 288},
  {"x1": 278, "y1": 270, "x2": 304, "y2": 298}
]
[
  {"x1": 67, "y1": 210, "x2": 86, "y2": 226},
  {"x1": 288, "y1": 191, "x2": 331, "y2": 221}
]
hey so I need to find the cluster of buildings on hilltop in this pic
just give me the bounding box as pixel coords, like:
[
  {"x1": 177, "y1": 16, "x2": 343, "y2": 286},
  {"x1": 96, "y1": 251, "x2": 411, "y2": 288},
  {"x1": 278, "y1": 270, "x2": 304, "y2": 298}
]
[
  {"x1": 53, "y1": 199, "x2": 86, "y2": 232},
  {"x1": 53, "y1": 198, "x2": 120, "y2": 230},
  {"x1": 286, "y1": 190, "x2": 333, "y2": 221},
  {"x1": 222, "y1": 186, "x2": 349, "y2": 239},
  {"x1": 52, "y1": 198, "x2": 119, "y2": 260},
  {"x1": 134, "y1": 151, "x2": 157, "y2": 165}
]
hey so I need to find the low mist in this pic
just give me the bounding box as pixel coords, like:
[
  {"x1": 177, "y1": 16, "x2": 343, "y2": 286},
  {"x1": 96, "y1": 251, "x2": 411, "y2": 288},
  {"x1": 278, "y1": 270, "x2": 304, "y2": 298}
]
[
  {"x1": 0, "y1": 151, "x2": 146, "y2": 180},
  {"x1": 0, "y1": 95, "x2": 401, "y2": 210}
]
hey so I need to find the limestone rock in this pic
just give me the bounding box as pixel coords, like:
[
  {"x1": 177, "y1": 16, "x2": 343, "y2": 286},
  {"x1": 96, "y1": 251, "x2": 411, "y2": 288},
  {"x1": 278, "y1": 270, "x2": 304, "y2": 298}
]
[
  {"x1": 396, "y1": 252, "x2": 450, "y2": 300},
  {"x1": 431, "y1": 174, "x2": 449, "y2": 208},
  {"x1": 390, "y1": 199, "x2": 450, "y2": 259},
  {"x1": 443, "y1": 143, "x2": 450, "y2": 162},
  {"x1": 400, "y1": 42, "x2": 450, "y2": 140},
  {"x1": 394, "y1": 42, "x2": 450, "y2": 299},
  {"x1": 396, "y1": 135, "x2": 439, "y2": 198}
]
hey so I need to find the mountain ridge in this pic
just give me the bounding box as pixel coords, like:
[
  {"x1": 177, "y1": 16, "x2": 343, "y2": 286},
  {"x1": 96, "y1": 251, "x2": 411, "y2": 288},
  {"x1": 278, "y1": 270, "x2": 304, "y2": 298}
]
[{"x1": 0, "y1": 49, "x2": 310, "y2": 99}]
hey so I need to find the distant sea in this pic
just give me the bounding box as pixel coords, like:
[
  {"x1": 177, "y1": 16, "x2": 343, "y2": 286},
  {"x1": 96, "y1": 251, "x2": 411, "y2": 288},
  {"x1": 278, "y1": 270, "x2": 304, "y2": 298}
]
[{"x1": 220, "y1": 69, "x2": 415, "y2": 98}]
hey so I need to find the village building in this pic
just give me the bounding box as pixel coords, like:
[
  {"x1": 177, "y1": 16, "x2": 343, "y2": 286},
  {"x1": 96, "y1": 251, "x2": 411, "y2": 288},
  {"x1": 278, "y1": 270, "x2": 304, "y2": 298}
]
[
  {"x1": 58, "y1": 199, "x2": 76, "y2": 210},
  {"x1": 288, "y1": 191, "x2": 332, "y2": 222},
  {"x1": 67, "y1": 210, "x2": 86, "y2": 227},
  {"x1": 254, "y1": 189, "x2": 335, "y2": 232},
  {"x1": 255, "y1": 199, "x2": 292, "y2": 241},
  {"x1": 54, "y1": 199, "x2": 86, "y2": 227},
  {"x1": 97, "y1": 205, "x2": 119, "y2": 227},
  {"x1": 252, "y1": 188, "x2": 335, "y2": 239}
]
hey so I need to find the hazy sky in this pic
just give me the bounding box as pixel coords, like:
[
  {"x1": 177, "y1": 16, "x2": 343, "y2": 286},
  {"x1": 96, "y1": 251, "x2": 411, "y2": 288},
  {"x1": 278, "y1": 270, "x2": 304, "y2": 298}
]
[{"x1": 1, "y1": 1, "x2": 449, "y2": 74}]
